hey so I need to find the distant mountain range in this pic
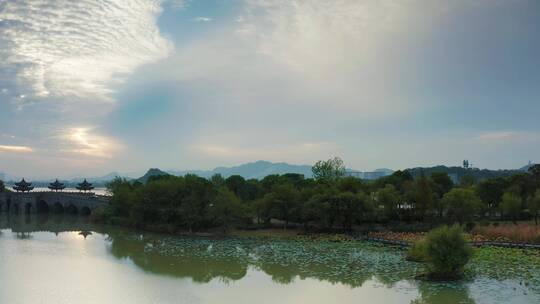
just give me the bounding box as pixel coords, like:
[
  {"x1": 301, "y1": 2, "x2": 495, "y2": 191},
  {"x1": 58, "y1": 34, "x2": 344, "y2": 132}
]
[
  {"x1": 406, "y1": 163, "x2": 535, "y2": 183},
  {"x1": 1, "y1": 161, "x2": 536, "y2": 186},
  {"x1": 167, "y1": 160, "x2": 314, "y2": 179}
]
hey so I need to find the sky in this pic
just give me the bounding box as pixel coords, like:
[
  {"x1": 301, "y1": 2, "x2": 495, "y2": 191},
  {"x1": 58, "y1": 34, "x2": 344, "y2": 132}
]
[{"x1": 0, "y1": 0, "x2": 539, "y2": 179}]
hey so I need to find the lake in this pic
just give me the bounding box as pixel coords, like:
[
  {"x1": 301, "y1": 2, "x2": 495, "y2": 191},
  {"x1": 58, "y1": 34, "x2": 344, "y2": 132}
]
[{"x1": 0, "y1": 215, "x2": 538, "y2": 304}]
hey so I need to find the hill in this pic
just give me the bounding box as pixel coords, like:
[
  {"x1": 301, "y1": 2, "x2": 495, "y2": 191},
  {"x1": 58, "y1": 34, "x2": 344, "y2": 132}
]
[
  {"x1": 168, "y1": 160, "x2": 314, "y2": 179},
  {"x1": 137, "y1": 168, "x2": 170, "y2": 183},
  {"x1": 406, "y1": 165, "x2": 525, "y2": 183}
]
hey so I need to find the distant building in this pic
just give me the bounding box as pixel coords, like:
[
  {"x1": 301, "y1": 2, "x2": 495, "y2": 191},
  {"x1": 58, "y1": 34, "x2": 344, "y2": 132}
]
[{"x1": 345, "y1": 170, "x2": 388, "y2": 180}]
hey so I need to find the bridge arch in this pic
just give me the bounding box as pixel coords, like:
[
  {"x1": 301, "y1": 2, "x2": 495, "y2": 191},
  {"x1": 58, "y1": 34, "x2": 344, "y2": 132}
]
[
  {"x1": 25, "y1": 203, "x2": 32, "y2": 214},
  {"x1": 66, "y1": 204, "x2": 78, "y2": 215},
  {"x1": 37, "y1": 200, "x2": 50, "y2": 213},
  {"x1": 52, "y1": 202, "x2": 64, "y2": 214},
  {"x1": 13, "y1": 203, "x2": 20, "y2": 214},
  {"x1": 80, "y1": 206, "x2": 91, "y2": 216}
]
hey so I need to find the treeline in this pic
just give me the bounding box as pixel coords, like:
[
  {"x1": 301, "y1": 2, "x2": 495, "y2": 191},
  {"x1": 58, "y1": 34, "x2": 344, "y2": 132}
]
[{"x1": 100, "y1": 158, "x2": 540, "y2": 232}]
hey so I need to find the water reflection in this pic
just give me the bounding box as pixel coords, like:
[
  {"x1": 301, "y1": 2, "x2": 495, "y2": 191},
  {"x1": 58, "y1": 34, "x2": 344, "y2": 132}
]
[
  {"x1": 1, "y1": 215, "x2": 539, "y2": 304},
  {"x1": 0, "y1": 214, "x2": 416, "y2": 288},
  {"x1": 411, "y1": 281, "x2": 475, "y2": 304}
]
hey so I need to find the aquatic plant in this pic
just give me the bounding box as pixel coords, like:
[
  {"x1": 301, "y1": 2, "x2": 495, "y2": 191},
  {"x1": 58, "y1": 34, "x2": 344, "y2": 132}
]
[{"x1": 423, "y1": 225, "x2": 472, "y2": 280}]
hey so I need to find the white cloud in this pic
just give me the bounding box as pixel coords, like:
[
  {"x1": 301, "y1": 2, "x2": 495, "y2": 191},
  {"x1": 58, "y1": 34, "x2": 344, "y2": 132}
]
[
  {"x1": 58, "y1": 127, "x2": 123, "y2": 158},
  {"x1": 0, "y1": 145, "x2": 33, "y2": 153},
  {"x1": 0, "y1": 0, "x2": 173, "y2": 103},
  {"x1": 476, "y1": 131, "x2": 540, "y2": 143},
  {"x1": 194, "y1": 17, "x2": 212, "y2": 22}
]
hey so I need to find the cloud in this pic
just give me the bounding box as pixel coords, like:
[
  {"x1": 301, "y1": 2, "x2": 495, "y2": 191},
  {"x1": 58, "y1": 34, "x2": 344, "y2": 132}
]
[
  {"x1": 476, "y1": 131, "x2": 540, "y2": 143},
  {"x1": 0, "y1": 0, "x2": 173, "y2": 103},
  {"x1": 194, "y1": 17, "x2": 212, "y2": 22},
  {"x1": 0, "y1": 145, "x2": 33, "y2": 153},
  {"x1": 192, "y1": 142, "x2": 341, "y2": 165},
  {"x1": 58, "y1": 127, "x2": 123, "y2": 158}
]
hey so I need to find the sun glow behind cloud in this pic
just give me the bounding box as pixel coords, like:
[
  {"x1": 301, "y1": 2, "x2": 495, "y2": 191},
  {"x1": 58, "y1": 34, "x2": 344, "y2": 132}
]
[{"x1": 59, "y1": 127, "x2": 122, "y2": 158}]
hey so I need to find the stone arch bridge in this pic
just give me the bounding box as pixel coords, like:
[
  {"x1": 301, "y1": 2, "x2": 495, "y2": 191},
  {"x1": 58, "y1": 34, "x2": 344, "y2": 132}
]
[{"x1": 0, "y1": 192, "x2": 109, "y2": 215}]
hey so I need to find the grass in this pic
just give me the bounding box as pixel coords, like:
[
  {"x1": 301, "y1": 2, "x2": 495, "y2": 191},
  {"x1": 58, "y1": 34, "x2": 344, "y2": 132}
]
[{"x1": 472, "y1": 223, "x2": 540, "y2": 244}]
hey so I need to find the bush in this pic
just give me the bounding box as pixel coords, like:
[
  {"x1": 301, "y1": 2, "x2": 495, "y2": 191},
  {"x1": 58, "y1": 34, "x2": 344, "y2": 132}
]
[
  {"x1": 406, "y1": 239, "x2": 427, "y2": 262},
  {"x1": 423, "y1": 224, "x2": 472, "y2": 280}
]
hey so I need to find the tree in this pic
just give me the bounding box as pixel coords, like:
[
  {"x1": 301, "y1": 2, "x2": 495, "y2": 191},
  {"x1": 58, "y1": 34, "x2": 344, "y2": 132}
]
[
  {"x1": 336, "y1": 176, "x2": 364, "y2": 193},
  {"x1": 414, "y1": 173, "x2": 435, "y2": 220},
  {"x1": 430, "y1": 172, "x2": 454, "y2": 198},
  {"x1": 253, "y1": 196, "x2": 273, "y2": 225},
  {"x1": 0, "y1": 179, "x2": 5, "y2": 192},
  {"x1": 331, "y1": 192, "x2": 371, "y2": 230},
  {"x1": 312, "y1": 157, "x2": 346, "y2": 182},
  {"x1": 210, "y1": 187, "x2": 242, "y2": 232},
  {"x1": 225, "y1": 175, "x2": 247, "y2": 199},
  {"x1": 302, "y1": 191, "x2": 332, "y2": 229},
  {"x1": 530, "y1": 190, "x2": 540, "y2": 225},
  {"x1": 430, "y1": 172, "x2": 454, "y2": 219},
  {"x1": 460, "y1": 175, "x2": 476, "y2": 187},
  {"x1": 423, "y1": 225, "x2": 472, "y2": 280},
  {"x1": 210, "y1": 174, "x2": 225, "y2": 187},
  {"x1": 268, "y1": 184, "x2": 300, "y2": 229},
  {"x1": 501, "y1": 192, "x2": 522, "y2": 223},
  {"x1": 476, "y1": 178, "x2": 508, "y2": 219},
  {"x1": 529, "y1": 164, "x2": 540, "y2": 183},
  {"x1": 376, "y1": 184, "x2": 400, "y2": 221},
  {"x1": 442, "y1": 188, "x2": 482, "y2": 224}
]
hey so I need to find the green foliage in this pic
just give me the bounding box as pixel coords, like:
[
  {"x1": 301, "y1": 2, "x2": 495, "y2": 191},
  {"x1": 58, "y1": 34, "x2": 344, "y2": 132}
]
[
  {"x1": 0, "y1": 179, "x2": 5, "y2": 192},
  {"x1": 376, "y1": 184, "x2": 400, "y2": 220},
  {"x1": 210, "y1": 187, "x2": 242, "y2": 231},
  {"x1": 423, "y1": 225, "x2": 472, "y2": 280},
  {"x1": 530, "y1": 190, "x2": 540, "y2": 225},
  {"x1": 442, "y1": 188, "x2": 482, "y2": 224},
  {"x1": 312, "y1": 157, "x2": 345, "y2": 182},
  {"x1": 430, "y1": 172, "x2": 454, "y2": 198},
  {"x1": 102, "y1": 157, "x2": 540, "y2": 233},
  {"x1": 501, "y1": 192, "x2": 522, "y2": 223},
  {"x1": 406, "y1": 239, "x2": 427, "y2": 262},
  {"x1": 476, "y1": 177, "x2": 509, "y2": 218},
  {"x1": 414, "y1": 174, "x2": 434, "y2": 220}
]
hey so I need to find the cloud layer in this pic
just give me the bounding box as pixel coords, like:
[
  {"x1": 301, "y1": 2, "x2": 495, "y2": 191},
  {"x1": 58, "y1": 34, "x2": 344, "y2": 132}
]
[{"x1": 0, "y1": 0, "x2": 172, "y2": 103}]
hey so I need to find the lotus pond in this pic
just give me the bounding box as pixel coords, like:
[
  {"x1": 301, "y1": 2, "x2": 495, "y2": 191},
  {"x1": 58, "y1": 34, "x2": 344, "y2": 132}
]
[{"x1": 1, "y1": 215, "x2": 539, "y2": 304}]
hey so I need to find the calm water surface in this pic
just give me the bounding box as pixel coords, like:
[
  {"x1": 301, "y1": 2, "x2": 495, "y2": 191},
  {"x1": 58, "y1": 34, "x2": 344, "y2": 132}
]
[{"x1": 0, "y1": 215, "x2": 538, "y2": 304}]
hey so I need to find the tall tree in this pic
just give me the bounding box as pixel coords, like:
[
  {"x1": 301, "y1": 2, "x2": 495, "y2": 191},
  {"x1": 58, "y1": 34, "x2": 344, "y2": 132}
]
[
  {"x1": 210, "y1": 187, "x2": 242, "y2": 232},
  {"x1": 442, "y1": 188, "x2": 482, "y2": 224},
  {"x1": 312, "y1": 157, "x2": 346, "y2": 183},
  {"x1": 376, "y1": 184, "x2": 400, "y2": 221},
  {"x1": 476, "y1": 178, "x2": 508, "y2": 219},
  {"x1": 268, "y1": 184, "x2": 300, "y2": 229},
  {"x1": 529, "y1": 190, "x2": 540, "y2": 225},
  {"x1": 501, "y1": 192, "x2": 522, "y2": 223},
  {"x1": 414, "y1": 173, "x2": 435, "y2": 220}
]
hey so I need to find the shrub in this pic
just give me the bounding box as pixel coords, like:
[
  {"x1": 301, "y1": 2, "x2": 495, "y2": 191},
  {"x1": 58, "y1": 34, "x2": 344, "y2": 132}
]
[
  {"x1": 423, "y1": 224, "x2": 472, "y2": 280},
  {"x1": 406, "y1": 239, "x2": 427, "y2": 262}
]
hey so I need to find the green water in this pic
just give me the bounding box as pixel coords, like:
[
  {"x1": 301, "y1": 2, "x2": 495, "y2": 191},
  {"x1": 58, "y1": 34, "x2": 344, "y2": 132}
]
[{"x1": 0, "y1": 215, "x2": 538, "y2": 304}]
